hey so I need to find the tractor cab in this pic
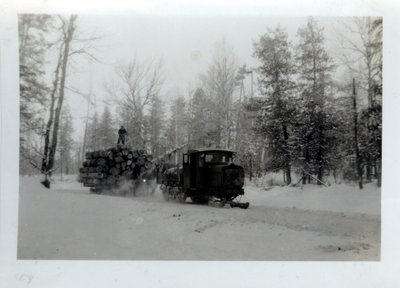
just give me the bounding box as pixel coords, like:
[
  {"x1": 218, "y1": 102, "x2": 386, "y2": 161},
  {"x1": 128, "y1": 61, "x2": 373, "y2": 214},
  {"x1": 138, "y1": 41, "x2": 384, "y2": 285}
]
[
  {"x1": 182, "y1": 148, "x2": 239, "y2": 196},
  {"x1": 159, "y1": 147, "x2": 248, "y2": 208}
]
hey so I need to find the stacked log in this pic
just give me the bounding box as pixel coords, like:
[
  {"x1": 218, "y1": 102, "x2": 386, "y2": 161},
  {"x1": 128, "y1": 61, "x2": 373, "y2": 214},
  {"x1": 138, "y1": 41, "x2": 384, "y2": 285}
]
[{"x1": 78, "y1": 145, "x2": 154, "y2": 191}]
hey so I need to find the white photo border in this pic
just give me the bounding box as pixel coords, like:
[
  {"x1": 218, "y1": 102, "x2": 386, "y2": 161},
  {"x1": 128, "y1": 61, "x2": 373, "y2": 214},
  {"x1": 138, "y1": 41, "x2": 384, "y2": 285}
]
[{"x1": 1, "y1": 0, "x2": 399, "y2": 287}]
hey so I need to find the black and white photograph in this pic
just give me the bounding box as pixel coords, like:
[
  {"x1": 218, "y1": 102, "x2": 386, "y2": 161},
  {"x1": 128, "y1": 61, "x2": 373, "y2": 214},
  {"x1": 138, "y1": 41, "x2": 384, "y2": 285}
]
[
  {"x1": 1, "y1": 0, "x2": 399, "y2": 287},
  {"x1": 17, "y1": 14, "x2": 382, "y2": 261}
]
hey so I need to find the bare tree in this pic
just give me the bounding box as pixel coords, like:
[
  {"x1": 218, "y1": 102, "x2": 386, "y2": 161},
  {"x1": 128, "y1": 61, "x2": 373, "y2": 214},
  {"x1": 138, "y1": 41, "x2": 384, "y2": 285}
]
[
  {"x1": 40, "y1": 15, "x2": 78, "y2": 187},
  {"x1": 105, "y1": 56, "x2": 164, "y2": 149},
  {"x1": 39, "y1": 15, "x2": 100, "y2": 187},
  {"x1": 200, "y1": 39, "x2": 238, "y2": 149},
  {"x1": 336, "y1": 17, "x2": 382, "y2": 184},
  {"x1": 41, "y1": 37, "x2": 64, "y2": 177}
]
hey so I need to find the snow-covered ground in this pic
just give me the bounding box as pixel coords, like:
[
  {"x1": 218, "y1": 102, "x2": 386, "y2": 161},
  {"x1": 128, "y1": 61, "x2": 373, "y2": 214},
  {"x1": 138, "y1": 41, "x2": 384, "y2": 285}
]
[{"x1": 17, "y1": 175, "x2": 380, "y2": 260}]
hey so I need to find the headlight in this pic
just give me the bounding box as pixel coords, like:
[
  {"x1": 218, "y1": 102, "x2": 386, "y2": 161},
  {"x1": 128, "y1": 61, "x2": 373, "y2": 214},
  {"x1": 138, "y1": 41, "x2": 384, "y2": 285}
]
[{"x1": 143, "y1": 179, "x2": 147, "y2": 183}]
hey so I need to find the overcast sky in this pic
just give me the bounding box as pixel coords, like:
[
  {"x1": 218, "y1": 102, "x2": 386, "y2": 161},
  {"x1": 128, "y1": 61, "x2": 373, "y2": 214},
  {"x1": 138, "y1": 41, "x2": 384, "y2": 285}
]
[{"x1": 55, "y1": 15, "x2": 348, "y2": 140}]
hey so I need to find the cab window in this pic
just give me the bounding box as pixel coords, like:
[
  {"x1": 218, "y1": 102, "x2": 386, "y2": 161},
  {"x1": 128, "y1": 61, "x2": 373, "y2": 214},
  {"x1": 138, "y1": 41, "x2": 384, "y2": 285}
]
[
  {"x1": 205, "y1": 152, "x2": 230, "y2": 164},
  {"x1": 199, "y1": 154, "x2": 204, "y2": 167}
]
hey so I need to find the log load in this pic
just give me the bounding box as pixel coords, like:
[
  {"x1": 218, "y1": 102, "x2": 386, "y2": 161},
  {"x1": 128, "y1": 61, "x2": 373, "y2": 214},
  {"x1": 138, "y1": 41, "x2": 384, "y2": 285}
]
[{"x1": 78, "y1": 145, "x2": 155, "y2": 193}]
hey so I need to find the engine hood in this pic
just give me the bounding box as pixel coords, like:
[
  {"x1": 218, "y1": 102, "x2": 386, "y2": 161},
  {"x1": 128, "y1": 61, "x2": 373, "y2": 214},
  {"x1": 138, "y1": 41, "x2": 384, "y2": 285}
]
[
  {"x1": 206, "y1": 163, "x2": 245, "y2": 188},
  {"x1": 222, "y1": 163, "x2": 245, "y2": 187}
]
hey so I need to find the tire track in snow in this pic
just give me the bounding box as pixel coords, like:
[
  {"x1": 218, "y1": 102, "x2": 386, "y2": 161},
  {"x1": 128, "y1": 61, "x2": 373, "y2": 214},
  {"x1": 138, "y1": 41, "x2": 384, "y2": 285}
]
[{"x1": 232, "y1": 204, "x2": 380, "y2": 242}]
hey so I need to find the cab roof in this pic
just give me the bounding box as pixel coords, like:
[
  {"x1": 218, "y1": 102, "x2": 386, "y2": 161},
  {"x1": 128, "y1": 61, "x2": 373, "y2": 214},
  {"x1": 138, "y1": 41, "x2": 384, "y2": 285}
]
[{"x1": 187, "y1": 148, "x2": 235, "y2": 154}]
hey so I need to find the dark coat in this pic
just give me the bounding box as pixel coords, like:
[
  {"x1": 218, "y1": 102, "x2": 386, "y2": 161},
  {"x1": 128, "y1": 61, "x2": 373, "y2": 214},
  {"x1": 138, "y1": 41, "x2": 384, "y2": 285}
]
[{"x1": 118, "y1": 128, "x2": 127, "y2": 136}]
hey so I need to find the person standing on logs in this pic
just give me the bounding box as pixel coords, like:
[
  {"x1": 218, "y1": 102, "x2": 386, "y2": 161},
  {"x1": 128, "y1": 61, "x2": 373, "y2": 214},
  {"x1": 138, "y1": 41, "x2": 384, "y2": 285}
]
[{"x1": 117, "y1": 125, "x2": 127, "y2": 145}]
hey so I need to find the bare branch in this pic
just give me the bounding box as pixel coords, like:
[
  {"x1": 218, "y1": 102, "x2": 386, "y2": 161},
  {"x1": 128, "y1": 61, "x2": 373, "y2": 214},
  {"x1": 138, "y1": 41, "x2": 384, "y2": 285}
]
[{"x1": 65, "y1": 85, "x2": 90, "y2": 99}]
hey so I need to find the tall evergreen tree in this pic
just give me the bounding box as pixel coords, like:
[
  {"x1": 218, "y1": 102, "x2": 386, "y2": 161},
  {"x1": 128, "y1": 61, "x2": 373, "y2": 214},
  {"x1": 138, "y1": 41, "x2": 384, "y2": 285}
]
[
  {"x1": 57, "y1": 106, "x2": 74, "y2": 177},
  {"x1": 187, "y1": 88, "x2": 219, "y2": 148},
  {"x1": 86, "y1": 111, "x2": 100, "y2": 151},
  {"x1": 19, "y1": 14, "x2": 52, "y2": 132},
  {"x1": 253, "y1": 25, "x2": 296, "y2": 185},
  {"x1": 18, "y1": 14, "x2": 53, "y2": 175},
  {"x1": 234, "y1": 97, "x2": 265, "y2": 180},
  {"x1": 295, "y1": 17, "x2": 336, "y2": 184},
  {"x1": 98, "y1": 106, "x2": 115, "y2": 149}
]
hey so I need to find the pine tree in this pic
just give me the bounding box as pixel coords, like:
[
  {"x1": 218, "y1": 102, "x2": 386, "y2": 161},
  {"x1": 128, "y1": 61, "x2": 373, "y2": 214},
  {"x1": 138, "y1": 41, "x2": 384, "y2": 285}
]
[
  {"x1": 234, "y1": 97, "x2": 265, "y2": 180},
  {"x1": 253, "y1": 25, "x2": 297, "y2": 185},
  {"x1": 187, "y1": 88, "x2": 219, "y2": 148},
  {"x1": 295, "y1": 17, "x2": 336, "y2": 184},
  {"x1": 57, "y1": 106, "x2": 74, "y2": 178},
  {"x1": 86, "y1": 111, "x2": 100, "y2": 151},
  {"x1": 19, "y1": 14, "x2": 52, "y2": 130},
  {"x1": 18, "y1": 14, "x2": 53, "y2": 175},
  {"x1": 98, "y1": 106, "x2": 115, "y2": 149}
]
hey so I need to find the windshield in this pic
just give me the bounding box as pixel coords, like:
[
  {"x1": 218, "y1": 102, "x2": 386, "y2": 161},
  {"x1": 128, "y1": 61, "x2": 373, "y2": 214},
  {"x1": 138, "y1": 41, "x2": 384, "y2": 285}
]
[{"x1": 204, "y1": 152, "x2": 231, "y2": 164}]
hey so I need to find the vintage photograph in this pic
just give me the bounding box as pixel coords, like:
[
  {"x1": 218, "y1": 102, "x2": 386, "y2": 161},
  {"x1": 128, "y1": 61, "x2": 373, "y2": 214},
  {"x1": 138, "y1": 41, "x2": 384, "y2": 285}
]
[{"x1": 18, "y1": 14, "x2": 382, "y2": 260}]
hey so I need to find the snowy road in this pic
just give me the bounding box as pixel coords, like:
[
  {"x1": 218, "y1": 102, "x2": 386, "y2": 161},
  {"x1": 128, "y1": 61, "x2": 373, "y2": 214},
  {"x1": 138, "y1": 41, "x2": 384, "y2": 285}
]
[{"x1": 18, "y1": 177, "x2": 380, "y2": 260}]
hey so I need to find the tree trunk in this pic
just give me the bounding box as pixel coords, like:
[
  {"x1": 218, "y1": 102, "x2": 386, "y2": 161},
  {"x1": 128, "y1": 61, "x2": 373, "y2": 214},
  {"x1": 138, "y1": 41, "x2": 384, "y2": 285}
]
[
  {"x1": 285, "y1": 164, "x2": 291, "y2": 186},
  {"x1": 317, "y1": 118, "x2": 324, "y2": 185},
  {"x1": 302, "y1": 149, "x2": 309, "y2": 185},
  {"x1": 366, "y1": 157, "x2": 372, "y2": 182},
  {"x1": 249, "y1": 157, "x2": 253, "y2": 181},
  {"x1": 302, "y1": 172, "x2": 307, "y2": 185},
  {"x1": 282, "y1": 123, "x2": 291, "y2": 185},
  {"x1": 48, "y1": 15, "x2": 77, "y2": 174},
  {"x1": 375, "y1": 159, "x2": 381, "y2": 187},
  {"x1": 366, "y1": 30, "x2": 374, "y2": 182},
  {"x1": 41, "y1": 44, "x2": 63, "y2": 173},
  {"x1": 353, "y1": 79, "x2": 363, "y2": 189}
]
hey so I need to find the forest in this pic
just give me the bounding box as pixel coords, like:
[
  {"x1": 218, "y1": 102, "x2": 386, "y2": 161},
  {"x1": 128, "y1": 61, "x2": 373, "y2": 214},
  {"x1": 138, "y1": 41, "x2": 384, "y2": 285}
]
[{"x1": 19, "y1": 15, "x2": 382, "y2": 189}]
